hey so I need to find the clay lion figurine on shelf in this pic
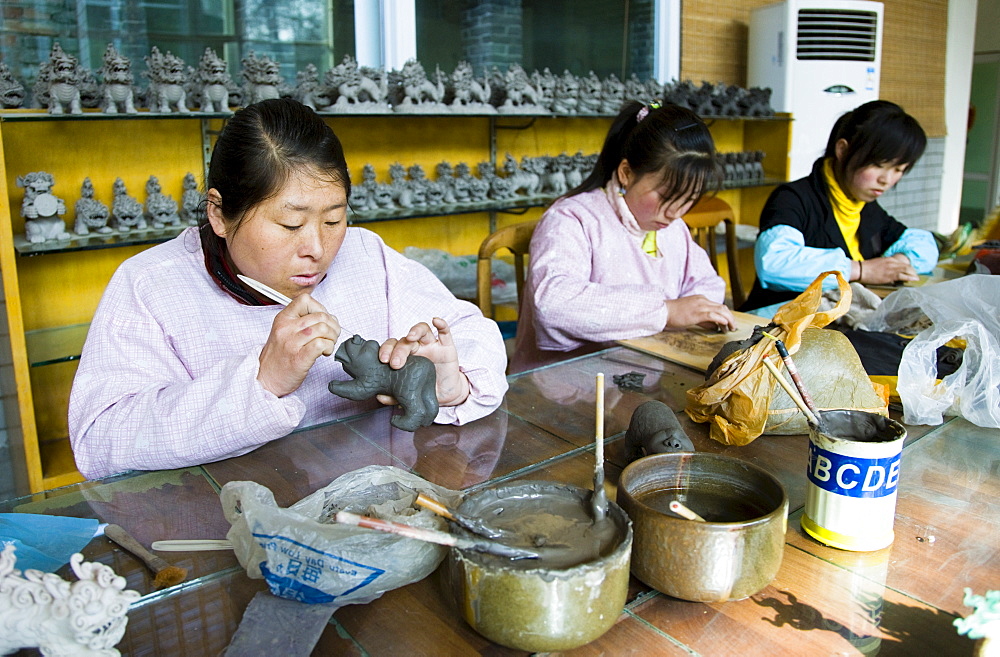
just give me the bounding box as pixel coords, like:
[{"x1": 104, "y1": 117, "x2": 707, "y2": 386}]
[
  {"x1": 34, "y1": 42, "x2": 83, "y2": 115},
  {"x1": 99, "y1": 43, "x2": 137, "y2": 114},
  {"x1": 0, "y1": 544, "x2": 140, "y2": 657},
  {"x1": 327, "y1": 335, "x2": 439, "y2": 432},
  {"x1": 17, "y1": 171, "x2": 71, "y2": 243}
]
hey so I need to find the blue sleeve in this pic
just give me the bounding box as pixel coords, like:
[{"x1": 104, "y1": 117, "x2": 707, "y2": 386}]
[
  {"x1": 882, "y1": 228, "x2": 939, "y2": 273},
  {"x1": 755, "y1": 224, "x2": 852, "y2": 292}
]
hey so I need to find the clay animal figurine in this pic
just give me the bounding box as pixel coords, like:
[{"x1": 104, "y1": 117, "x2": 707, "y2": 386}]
[
  {"x1": 179, "y1": 172, "x2": 204, "y2": 225},
  {"x1": 501, "y1": 153, "x2": 541, "y2": 197},
  {"x1": 625, "y1": 400, "x2": 695, "y2": 462},
  {"x1": 241, "y1": 50, "x2": 283, "y2": 104},
  {"x1": 294, "y1": 63, "x2": 327, "y2": 110},
  {"x1": 500, "y1": 63, "x2": 542, "y2": 113},
  {"x1": 0, "y1": 60, "x2": 25, "y2": 108},
  {"x1": 143, "y1": 46, "x2": 189, "y2": 112},
  {"x1": 552, "y1": 70, "x2": 580, "y2": 115},
  {"x1": 34, "y1": 42, "x2": 83, "y2": 115},
  {"x1": 99, "y1": 43, "x2": 137, "y2": 114},
  {"x1": 0, "y1": 544, "x2": 140, "y2": 657},
  {"x1": 449, "y1": 60, "x2": 494, "y2": 113},
  {"x1": 111, "y1": 178, "x2": 146, "y2": 232},
  {"x1": 328, "y1": 335, "x2": 439, "y2": 431},
  {"x1": 394, "y1": 59, "x2": 445, "y2": 112},
  {"x1": 194, "y1": 47, "x2": 235, "y2": 112},
  {"x1": 74, "y1": 177, "x2": 112, "y2": 235},
  {"x1": 17, "y1": 171, "x2": 70, "y2": 243},
  {"x1": 325, "y1": 54, "x2": 388, "y2": 111},
  {"x1": 145, "y1": 175, "x2": 181, "y2": 228}
]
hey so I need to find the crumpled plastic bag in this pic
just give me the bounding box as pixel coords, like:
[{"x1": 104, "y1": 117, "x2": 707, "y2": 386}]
[
  {"x1": 686, "y1": 271, "x2": 886, "y2": 445},
  {"x1": 859, "y1": 274, "x2": 1000, "y2": 428},
  {"x1": 0, "y1": 513, "x2": 100, "y2": 572},
  {"x1": 222, "y1": 465, "x2": 462, "y2": 606}
]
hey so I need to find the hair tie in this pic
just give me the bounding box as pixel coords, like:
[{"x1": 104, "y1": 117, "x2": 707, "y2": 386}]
[{"x1": 636, "y1": 100, "x2": 662, "y2": 123}]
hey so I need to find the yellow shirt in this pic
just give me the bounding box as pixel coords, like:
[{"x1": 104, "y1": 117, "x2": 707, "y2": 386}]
[{"x1": 823, "y1": 159, "x2": 864, "y2": 261}]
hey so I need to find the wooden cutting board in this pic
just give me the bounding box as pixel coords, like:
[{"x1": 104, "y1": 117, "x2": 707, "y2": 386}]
[{"x1": 617, "y1": 311, "x2": 764, "y2": 373}]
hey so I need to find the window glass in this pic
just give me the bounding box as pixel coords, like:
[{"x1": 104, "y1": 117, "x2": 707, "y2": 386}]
[
  {"x1": 415, "y1": 0, "x2": 655, "y2": 80},
  {"x1": 0, "y1": 0, "x2": 353, "y2": 102}
]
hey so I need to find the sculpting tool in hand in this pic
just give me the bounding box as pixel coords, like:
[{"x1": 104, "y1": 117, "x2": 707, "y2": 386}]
[
  {"x1": 414, "y1": 493, "x2": 509, "y2": 540},
  {"x1": 760, "y1": 331, "x2": 821, "y2": 425},
  {"x1": 151, "y1": 539, "x2": 233, "y2": 551},
  {"x1": 335, "y1": 510, "x2": 540, "y2": 560},
  {"x1": 591, "y1": 372, "x2": 609, "y2": 522},
  {"x1": 104, "y1": 523, "x2": 188, "y2": 588},
  {"x1": 761, "y1": 357, "x2": 820, "y2": 427},
  {"x1": 238, "y1": 274, "x2": 357, "y2": 335}
]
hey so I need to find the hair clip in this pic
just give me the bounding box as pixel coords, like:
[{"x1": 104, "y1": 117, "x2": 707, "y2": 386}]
[
  {"x1": 636, "y1": 100, "x2": 663, "y2": 123},
  {"x1": 673, "y1": 122, "x2": 699, "y2": 133}
]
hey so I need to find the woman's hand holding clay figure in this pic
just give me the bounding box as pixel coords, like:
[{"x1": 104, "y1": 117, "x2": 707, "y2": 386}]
[
  {"x1": 257, "y1": 293, "x2": 342, "y2": 397},
  {"x1": 854, "y1": 253, "x2": 918, "y2": 285},
  {"x1": 377, "y1": 317, "x2": 471, "y2": 407},
  {"x1": 665, "y1": 294, "x2": 737, "y2": 332}
]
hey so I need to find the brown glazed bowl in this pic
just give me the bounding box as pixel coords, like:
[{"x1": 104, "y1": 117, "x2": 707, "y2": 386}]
[
  {"x1": 445, "y1": 482, "x2": 632, "y2": 652},
  {"x1": 618, "y1": 452, "x2": 787, "y2": 602}
]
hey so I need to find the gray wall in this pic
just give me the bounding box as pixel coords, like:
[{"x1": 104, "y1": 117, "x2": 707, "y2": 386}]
[{"x1": 879, "y1": 137, "x2": 946, "y2": 234}]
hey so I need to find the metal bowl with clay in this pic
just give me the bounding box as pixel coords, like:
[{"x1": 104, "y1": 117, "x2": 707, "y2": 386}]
[
  {"x1": 618, "y1": 452, "x2": 787, "y2": 602},
  {"x1": 445, "y1": 481, "x2": 632, "y2": 652}
]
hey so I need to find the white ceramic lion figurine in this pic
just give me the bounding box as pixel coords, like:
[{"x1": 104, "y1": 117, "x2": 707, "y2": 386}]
[{"x1": 0, "y1": 544, "x2": 140, "y2": 656}]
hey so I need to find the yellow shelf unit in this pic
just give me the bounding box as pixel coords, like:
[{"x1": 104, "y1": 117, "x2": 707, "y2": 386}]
[{"x1": 0, "y1": 110, "x2": 790, "y2": 493}]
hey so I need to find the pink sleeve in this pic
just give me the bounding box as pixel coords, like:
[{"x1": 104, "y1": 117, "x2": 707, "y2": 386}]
[
  {"x1": 69, "y1": 271, "x2": 302, "y2": 479},
  {"x1": 528, "y1": 209, "x2": 670, "y2": 350}
]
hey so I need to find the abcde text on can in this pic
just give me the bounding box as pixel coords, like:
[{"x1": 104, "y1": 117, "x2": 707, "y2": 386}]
[{"x1": 807, "y1": 443, "x2": 901, "y2": 498}]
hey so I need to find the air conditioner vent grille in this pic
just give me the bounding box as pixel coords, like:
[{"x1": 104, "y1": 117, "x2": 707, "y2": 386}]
[{"x1": 796, "y1": 9, "x2": 878, "y2": 61}]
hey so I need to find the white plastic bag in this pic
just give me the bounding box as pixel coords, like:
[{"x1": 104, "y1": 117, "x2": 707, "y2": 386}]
[
  {"x1": 222, "y1": 465, "x2": 462, "y2": 605},
  {"x1": 861, "y1": 275, "x2": 1000, "y2": 428}
]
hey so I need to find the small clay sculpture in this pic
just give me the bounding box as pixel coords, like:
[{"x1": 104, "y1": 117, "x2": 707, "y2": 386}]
[
  {"x1": 599, "y1": 74, "x2": 625, "y2": 115},
  {"x1": 241, "y1": 50, "x2": 284, "y2": 105},
  {"x1": 552, "y1": 70, "x2": 580, "y2": 115},
  {"x1": 294, "y1": 63, "x2": 327, "y2": 111},
  {"x1": 324, "y1": 54, "x2": 389, "y2": 112},
  {"x1": 99, "y1": 43, "x2": 137, "y2": 114},
  {"x1": 34, "y1": 42, "x2": 83, "y2": 115},
  {"x1": 0, "y1": 60, "x2": 25, "y2": 108},
  {"x1": 500, "y1": 64, "x2": 543, "y2": 113},
  {"x1": 17, "y1": 171, "x2": 70, "y2": 243},
  {"x1": 612, "y1": 371, "x2": 646, "y2": 392},
  {"x1": 73, "y1": 177, "x2": 111, "y2": 235},
  {"x1": 145, "y1": 175, "x2": 181, "y2": 228},
  {"x1": 393, "y1": 59, "x2": 445, "y2": 112},
  {"x1": 143, "y1": 46, "x2": 189, "y2": 113},
  {"x1": 625, "y1": 400, "x2": 694, "y2": 462},
  {"x1": 449, "y1": 60, "x2": 494, "y2": 113},
  {"x1": 501, "y1": 153, "x2": 541, "y2": 197},
  {"x1": 576, "y1": 71, "x2": 603, "y2": 114},
  {"x1": 194, "y1": 47, "x2": 235, "y2": 112},
  {"x1": 179, "y1": 172, "x2": 204, "y2": 225},
  {"x1": 111, "y1": 178, "x2": 146, "y2": 232},
  {"x1": 327, "y1": 335, "x2": 439, "y2": 432}
]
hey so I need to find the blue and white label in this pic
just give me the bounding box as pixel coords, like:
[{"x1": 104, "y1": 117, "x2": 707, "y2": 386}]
[
  {"x1": 807, "y1": 442, "x2": 901, "y2": 498},
  {"x1": 253, "y1": 532, "x2": 385, "y2": 604}
]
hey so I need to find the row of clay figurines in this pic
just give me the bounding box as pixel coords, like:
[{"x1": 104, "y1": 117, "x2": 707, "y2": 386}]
[
  {"x1": 17, "y1": 171, "x2": 203, "y2": 244},
  {"x1": 4, "y1": 42, "x2": 775, "y2": 118},
  {"x1": 350, "y1": 153, "x2": 598, "y2": 212}
]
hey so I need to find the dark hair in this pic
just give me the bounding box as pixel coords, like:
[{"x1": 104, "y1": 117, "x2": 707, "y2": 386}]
[
  {"x1": 200, "y1": 98, "x2": 351, "y2": 304},
  {"x1": 205, "y1": 97, "x2": 351, "y2": 232},
  {"x1": 569, "y1": 100, "x2": 722, "y2": 206},
  {"x1": 825, "y1": 100, "x2": 926, "y2": 184}
]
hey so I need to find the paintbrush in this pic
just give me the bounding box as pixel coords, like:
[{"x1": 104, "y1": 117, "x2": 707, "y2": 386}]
[
  {"x1": 414, "y1": 493, "x2": 508, "y2": 540},
  {"x1": 761, "y1": 357, "x2": 821, "y2": 427},
  {"x1": 237, "y1": 274, "x2": 294, "y2": 305},
  {"x1": 669, "y1": 500, "x2": 707, "y2": 522},
  {"x1": 104, "y1": 524, "x2": 187, "y2": 588},
  {"x1": 760, "y1": 331, "x2": 822, "y2": 426},
  {"x1": 335, "y1": 510, "x2": 540, "y2": 560},
  {"x1": 591, "y1": 372, "x2": 608, "y2": 522}
]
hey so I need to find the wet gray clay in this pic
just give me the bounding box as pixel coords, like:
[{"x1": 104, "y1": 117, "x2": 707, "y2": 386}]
[
  {"x1": 328, "y1": 335, "x2": 439, "y2": 431},
  {"x1": 625, "y1": 400, "x2": 694, "y2": 461}
]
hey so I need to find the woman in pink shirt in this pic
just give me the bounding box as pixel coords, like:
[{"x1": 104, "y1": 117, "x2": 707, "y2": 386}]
[
  {"x1": 511, "y1": 100, "x2": 736, "y2": 373},
  {"x1": 69, "y1": 98, "x2": 507, "y2": 479}
]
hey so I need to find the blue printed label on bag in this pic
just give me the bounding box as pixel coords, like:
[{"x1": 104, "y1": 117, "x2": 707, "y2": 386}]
[
  {"x1": 807, "y1": 442, "x2": 901, "y2": 498},
  {"x1": 253, "y1": 532, "x2": 385, "y2": 604}
]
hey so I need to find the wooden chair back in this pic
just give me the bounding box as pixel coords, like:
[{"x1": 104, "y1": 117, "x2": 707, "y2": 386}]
[
  {"x1": 683, "y1": 196, "x2": 747, "y2": 308},
  {"x1": 476, "y1": 219, "x2": 539, "y2": 319}
]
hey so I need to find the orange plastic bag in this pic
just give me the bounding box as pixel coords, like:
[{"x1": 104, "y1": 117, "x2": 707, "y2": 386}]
[{"x1": 685, "y1": 271, "x2": 886, "y2": 446}]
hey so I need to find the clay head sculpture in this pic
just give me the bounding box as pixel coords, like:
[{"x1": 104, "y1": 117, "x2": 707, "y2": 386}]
[
  {"x1": 625, "y1": 400, "x2": 694, "y2": 462},
  {"x1": 328, "y1": 335, "x2": 439, "y2": 431}
]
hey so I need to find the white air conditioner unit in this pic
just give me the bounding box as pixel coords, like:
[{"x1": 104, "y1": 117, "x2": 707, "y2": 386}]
[{"x1": 749, "y1": 0, "x2": 883, "y2": 180}]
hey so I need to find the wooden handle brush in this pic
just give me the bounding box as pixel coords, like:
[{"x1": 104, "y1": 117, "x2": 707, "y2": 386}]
[{"x1": 104, "y1": 523, "x2": 188, "y2": 588}]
